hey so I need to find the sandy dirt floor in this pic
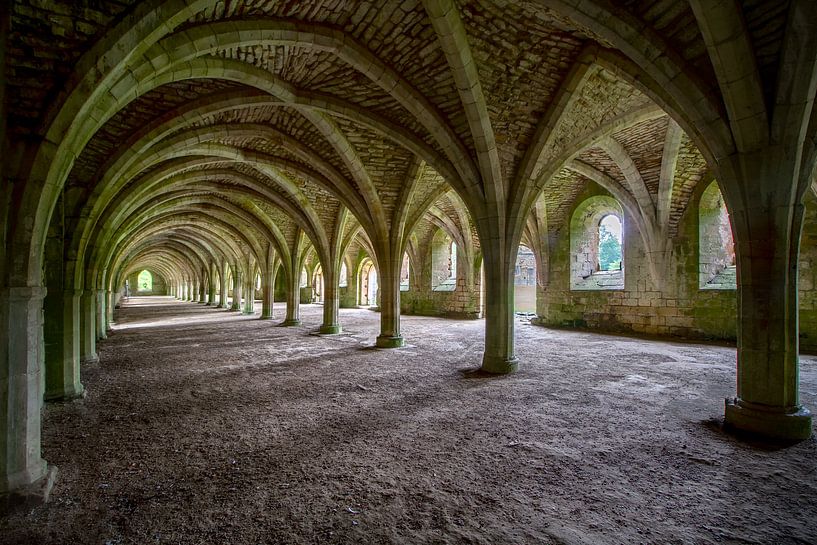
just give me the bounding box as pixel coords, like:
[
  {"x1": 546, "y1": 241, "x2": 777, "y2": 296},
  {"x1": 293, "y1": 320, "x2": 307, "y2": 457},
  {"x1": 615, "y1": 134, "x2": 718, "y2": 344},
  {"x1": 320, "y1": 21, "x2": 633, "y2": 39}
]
[{"x1": 2, "y1": 296, "x2": 816, "y2": 544}]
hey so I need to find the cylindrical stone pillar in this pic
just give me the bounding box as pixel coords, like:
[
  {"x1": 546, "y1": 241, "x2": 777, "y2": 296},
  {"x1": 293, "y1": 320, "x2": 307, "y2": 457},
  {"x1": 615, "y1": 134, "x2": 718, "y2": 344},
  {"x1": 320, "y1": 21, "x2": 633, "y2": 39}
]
[{"x1": 79, "y1": 290, "x2": 98, "y2": 365}]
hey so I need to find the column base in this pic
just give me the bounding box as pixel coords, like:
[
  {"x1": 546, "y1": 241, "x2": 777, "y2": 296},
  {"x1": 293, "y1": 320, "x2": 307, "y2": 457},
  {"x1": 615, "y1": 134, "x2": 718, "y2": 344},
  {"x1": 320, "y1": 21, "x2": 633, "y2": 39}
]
[
  {"x1": 724, "y1": 398, "x2": 813, "y2": 441},
  {"x1": 319, "y1": 324, "x2": 342, "y2": 335},
  {"x1": 481, "y1": 354, "x2": 519, "y2": 374},
  {"x1": 80, "y1": 355, "x2": 99, "y2": 365},
  {"x1": 44, "y1": 383, "x2": 85, "y2": 402},
  {"x1": 259, "y1": 313, "x2": 274, "y2": 320},
  {"x1": 280, "y1": 319, "x2": 301, "y2": 327},
  {"x1": 376, "y1": 335, "x2": 404, "y2": 348},
  {"x1": 242, "y1": 310, "x2": 255, "y2": 316},
  {"x1": 1, "y1": 465, "x2": 58, "y2": 514}
]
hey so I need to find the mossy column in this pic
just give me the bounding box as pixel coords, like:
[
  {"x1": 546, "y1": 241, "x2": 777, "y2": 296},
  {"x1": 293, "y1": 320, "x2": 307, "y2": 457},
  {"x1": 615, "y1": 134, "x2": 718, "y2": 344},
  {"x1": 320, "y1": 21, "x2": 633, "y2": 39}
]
[
  {"x1": 242, "y1": 259, "x2": 255, "y2": 315},
  {"x1": 231, "y1": 269, "x2": 242, "y2": 311},
  {"x1": 320, "y1": 263, "x2": 341, "y2": 334},
  {"x1": 0, "y1": 287, "x2": 52, "y2": 498},
  {"x1": 723, "y1": 151, "x2": 812, "y2": 440},
  {"x1": 207, "y1": 263, "x2": 216, "y2": 305},
  {"x1": 105, "y1": 290, "x2": 114, "y2": 330},
  {"x1": 198, "y1": 278, "x2": 206, "y2": 304},
  {"x1": 79, "y1": 290, "x2": 98, "y2": 365},
  {"x1": 282, "y1": 242, "x2": 301, "y2": 326},
  {"x1": 261, "y1": 253, "x2": 275, "y2": 320},
  {"x1": 218, "y1": 261, "x2": 229, "y2": 309},
  {"x1": 479, "y1": 241, "x2": 518, "y2": 373},
  {"x1": 376, "y1": 252, "x2": 404, "y2": 348},
  {"x1": 96, "y1": 289, "x2": 107, "y2": 340},
  {"x1": 43, "y1": 288, "x2": 84, "y2": 401}
]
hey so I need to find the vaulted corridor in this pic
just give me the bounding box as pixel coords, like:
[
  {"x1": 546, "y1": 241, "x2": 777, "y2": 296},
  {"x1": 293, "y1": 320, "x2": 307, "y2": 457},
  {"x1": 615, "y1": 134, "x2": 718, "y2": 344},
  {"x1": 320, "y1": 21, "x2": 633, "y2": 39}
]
[{"x1": 3, "y1": 298, "x2": 816, "y2": 544}]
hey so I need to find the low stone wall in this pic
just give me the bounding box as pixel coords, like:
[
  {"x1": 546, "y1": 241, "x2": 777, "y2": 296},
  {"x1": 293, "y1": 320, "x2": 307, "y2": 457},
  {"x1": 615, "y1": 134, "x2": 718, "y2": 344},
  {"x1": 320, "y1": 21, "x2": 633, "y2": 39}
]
[{"x1": 535, "y1": 184, "x2": 817, "y2": 350}]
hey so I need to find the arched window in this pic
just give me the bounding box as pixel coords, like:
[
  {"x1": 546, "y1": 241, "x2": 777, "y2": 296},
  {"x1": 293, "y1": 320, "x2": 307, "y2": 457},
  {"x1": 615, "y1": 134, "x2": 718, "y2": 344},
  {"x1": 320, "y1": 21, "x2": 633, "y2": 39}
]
[
  {"x1": 449, "y1": 242, "x2": 457, "y2": 280},
  {"x1": 514, "y1": 245, "x2": 536, "y2": 312},
  {"x1": 699, "y1": 181, "x2": 736, "y2": 289},
  {"x1": 313, "y1": 265, "x2": 323, "y2": 303},
  {"x1": 598, "y1": 215, "x2": 622, "y2": 271},
  {"x1": 570, "y1": 196, "x2": 625, "y2": 290},
  {"x1": 299, "y1": 267, "x2": 307, "y2": 288},
  {"x1": 256, "y1": 273, "x2": 261, "y2": 290},
  {"x1": 431, "y1": 229, "x2": 456, "y2": 291},
  {"x1": 339, "y1": 262, "x2": 348, "y2": 288},
  {"x1": 359, "y1": 259, "x2": 378, "y2": 306},
  {"x1": 138, "y1": 270, "x2": 153, "y2": 292},
  {"x1": 400, "y1": 253, "x2": 410, "y2": 291}
]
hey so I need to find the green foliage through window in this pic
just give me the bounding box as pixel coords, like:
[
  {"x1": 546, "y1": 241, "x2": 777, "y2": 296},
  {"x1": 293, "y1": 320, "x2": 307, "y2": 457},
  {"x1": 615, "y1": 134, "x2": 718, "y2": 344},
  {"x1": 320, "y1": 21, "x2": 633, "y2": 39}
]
[
  {"x1": 598, "y1": 216, "x2": 622, "y2": 271},
  {"x1": 138, "y1": 270, "x2": 153, "y2": 291}
]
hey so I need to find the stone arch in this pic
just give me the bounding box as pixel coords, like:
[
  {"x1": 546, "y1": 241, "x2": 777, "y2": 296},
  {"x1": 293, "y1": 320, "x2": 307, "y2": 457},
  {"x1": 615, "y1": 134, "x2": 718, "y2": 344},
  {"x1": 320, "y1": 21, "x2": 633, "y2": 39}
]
[
  {"x1": 358, "y1": 258, "x2": 379, "y2": 307},
  {"x1": 570, "y1": 196, "x2": 625, "y2": 291},
  {"x1": 699, "y1": 181, "x2": 736, "y2": 289},
  {"x1": 430, "y1": 228, "x2": 457, "y2": 292}
]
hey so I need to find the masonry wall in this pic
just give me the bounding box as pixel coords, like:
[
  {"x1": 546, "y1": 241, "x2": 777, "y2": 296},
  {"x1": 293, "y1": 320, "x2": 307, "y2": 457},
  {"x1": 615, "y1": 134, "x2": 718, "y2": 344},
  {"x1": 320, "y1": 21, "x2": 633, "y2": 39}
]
[
  {"x1": 400, "y1": 244, "x2": 481, "y2": 319},
  {"x1": 536, "y1": 184, "x2": 817, "y2": 351},
  {"x1": 126, "y1": 270, "x2": 167, "y2": 296}
]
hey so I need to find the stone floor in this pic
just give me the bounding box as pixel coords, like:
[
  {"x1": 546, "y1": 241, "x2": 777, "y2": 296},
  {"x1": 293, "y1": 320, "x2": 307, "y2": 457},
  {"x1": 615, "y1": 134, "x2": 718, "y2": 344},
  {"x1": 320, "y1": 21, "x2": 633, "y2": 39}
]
[{"x1": 2, "y1": 296, "x2": 816, "y2": 544}]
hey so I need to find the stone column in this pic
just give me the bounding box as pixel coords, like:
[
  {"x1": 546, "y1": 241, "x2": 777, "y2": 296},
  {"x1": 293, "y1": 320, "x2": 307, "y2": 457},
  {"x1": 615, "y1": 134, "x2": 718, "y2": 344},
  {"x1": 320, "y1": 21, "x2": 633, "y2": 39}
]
[
  {"x1": 43, "y1": 288, "x2": 84, "y2": 401},
  {"x1": 722, "y1": 151, "x2": 812, "y2": 440},
  {"x1": 376, "y1": 254, "x2": 403, "y2": 348},
  {"x1": 282, "y1": 268, "x2": 301, "y2": 326},
  {"x1": 79, "y1": 290, "x2": 98, "y2": 365},
  {"x1": 231, "y1": 270, "x2": 242, "y2": 311},
  {"x1": 218, "y1": 261, "x2": 228, "y2": 308},
  {"x1": 198, "y1": 279, "x2": 206, "y2": 304},
  {"x1": 261, "y1": 266, "x2": 275, "y2": 319},
  {"x1": 96, "y1": 289, "x2": 107, "y2": 340},
  {"x1": 105, "y1": 290, "x2": 114, "y2": 331},
  {"x1": 1, "y1": 287, "x2": 56, "y2": 503},
  {"x1": 242, "y1": 270, "x2": 255, "y2": 316},
  {"x1": 479, "y1": 243, "x2": 518, "y2": 373},
  {"x1": 320, "y1": 263, "x2": 341, "y2": 334},
  {"x1": 207, "y1": 265, "x2": 216, "y2": 306}
]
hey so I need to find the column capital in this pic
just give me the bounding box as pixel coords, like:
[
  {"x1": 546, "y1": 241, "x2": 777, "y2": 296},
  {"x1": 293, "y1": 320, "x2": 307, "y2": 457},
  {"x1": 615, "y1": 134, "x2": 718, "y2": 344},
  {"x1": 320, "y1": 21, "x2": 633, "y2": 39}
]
[{"x1": 1, "y1": 286, "x2": 47, "y2": 301}]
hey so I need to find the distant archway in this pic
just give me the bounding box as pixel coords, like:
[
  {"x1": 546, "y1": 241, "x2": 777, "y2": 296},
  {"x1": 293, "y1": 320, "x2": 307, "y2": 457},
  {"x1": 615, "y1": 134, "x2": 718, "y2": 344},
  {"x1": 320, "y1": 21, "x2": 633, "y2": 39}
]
[
  {"x1": 699, "y1": 181, "x2": 736, "y2": 289},
  {"x1": 137, "y1": 270, "x2": 153, "y2": 292},
  {"x1": 359, "y1": 259, "x2": 378, "y2": 307},
  {"x1": 514, "y1": 245, "x2": 536, "y2": 313}
]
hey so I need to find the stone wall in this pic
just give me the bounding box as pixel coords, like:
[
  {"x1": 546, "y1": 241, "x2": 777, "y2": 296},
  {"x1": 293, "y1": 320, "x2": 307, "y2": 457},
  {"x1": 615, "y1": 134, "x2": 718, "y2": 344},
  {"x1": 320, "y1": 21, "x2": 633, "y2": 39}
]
[
  {"x1": 536, "y1": 182, "x2": 817, "y2": 351},
  {"x1": 534, "y1": 184, "x2": 817, "y2": 351},
  {"x1": 798, "y1": 194, "x2": 817, "y2": 350},
  {"x1": 400, "y1": 242, "x2": 480, "y2": 319},
  {"x1": 125, "y1": 270, "x2": 167, "y2": 296}
]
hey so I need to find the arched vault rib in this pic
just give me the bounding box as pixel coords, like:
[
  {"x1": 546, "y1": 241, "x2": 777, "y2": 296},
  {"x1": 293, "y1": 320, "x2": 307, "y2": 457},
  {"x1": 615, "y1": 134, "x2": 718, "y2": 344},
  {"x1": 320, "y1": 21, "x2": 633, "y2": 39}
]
[
  {"x1": 128, "y1": 249, "x2": 197, "y2": 282},
  {"x1": 110, "y1": 228, "x2": 243, "y2": 293},
  {"x1": 86, "y1": 171, "x2": 305, "y2": 285},
  {"x1": 119, "y1": 246, "x2": 200, "y2": 289},
  {"x1": 105, "y1": 201, "x2": 264, "y2": 267},
  {"x1": 128, "y1": 197, "x2": 273, "y2": 263},
  {"x1": 424, "y1": 0, "x2": 499, "y2": 203},
  {"x1": 139, "y1": 19, "x2": 478, "y2": 190},
  {"x1": 115, "y1": 237, "x2": 212, "y2": 290},
  {"x1": 83, "y1": 140, "x2": 334, "y2": 263},
  {"x1": 103, "y1": 212, "x2": 260, "y2": 283},
  {"x1": 104, "y1": 129, "x2": 349, "y2": 239},
  {"x1": 689, "y1": 0, "x2": 768, "y2": 153}
]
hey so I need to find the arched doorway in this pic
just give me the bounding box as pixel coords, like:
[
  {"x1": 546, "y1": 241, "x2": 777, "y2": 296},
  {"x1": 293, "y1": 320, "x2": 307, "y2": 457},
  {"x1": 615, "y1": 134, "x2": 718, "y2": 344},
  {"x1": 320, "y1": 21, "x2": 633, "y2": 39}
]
[
  {"x1": 514, "y1": 245, "x2": 536, "y2": 313},
  {"x1": 359, "y1": 259, "x2": 378, "y2": 307}
]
